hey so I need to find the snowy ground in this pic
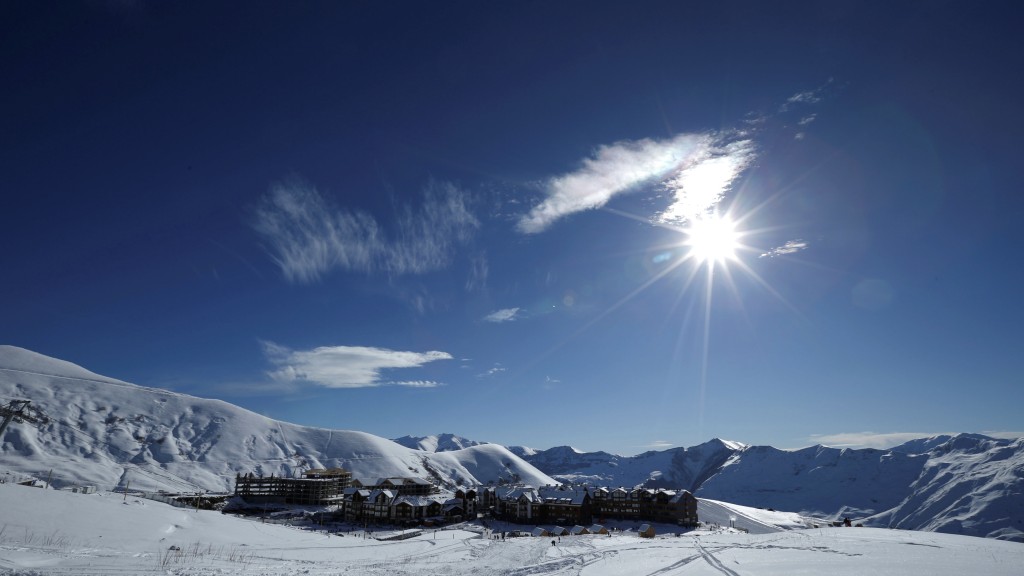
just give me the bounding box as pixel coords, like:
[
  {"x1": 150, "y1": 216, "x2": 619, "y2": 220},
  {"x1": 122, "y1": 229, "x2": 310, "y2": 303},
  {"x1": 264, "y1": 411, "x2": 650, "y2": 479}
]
[{"x1": 1, "y1": 483, "x2": 1021, "y2": 575}]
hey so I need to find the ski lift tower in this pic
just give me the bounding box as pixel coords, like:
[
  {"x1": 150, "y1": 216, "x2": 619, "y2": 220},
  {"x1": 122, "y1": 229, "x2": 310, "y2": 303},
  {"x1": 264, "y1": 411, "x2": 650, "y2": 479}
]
[{"x1": 0, "y1": 399, "x2": 49, "y2": 440}]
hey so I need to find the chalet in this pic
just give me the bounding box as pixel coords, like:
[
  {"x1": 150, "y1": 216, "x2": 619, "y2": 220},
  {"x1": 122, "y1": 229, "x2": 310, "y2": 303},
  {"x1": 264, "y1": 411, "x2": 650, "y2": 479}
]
[
  {"x1": 342, "y1": 488, "x2": 371, "y2": 521},
  {"x1": 540, "y1": 487, "x2": 593, "y2": 525},
  {"x1": 570, "y1": 525, "x2": 589, "y2": 535},
  {"x1": 478, "y1": 486, "x2": 498, "y2": 510},
  {"x1": 367, "y1": 489, "x2": 397, "y2": 521},
  {"x1": 545, "y1": 525, "x2": 569, "y2": 536},
  {"x1": 494, "y1": 486, "x2": 593, "y2": 525},
  {"x1": 441, "y1": 498, "x2": 466, "y2": 521},
  {"x1": 638, "y1": 524, "x2": 655, "y2": 538},
  {"x1": 496, "y1": 487, "x2": 539, "y2": 521},
  {"x1": 393, "y1": 495, "x2": 444, "y2": 523},
  {"x1": 591, "y1": 487, "x2": 637, "y2": 519},
  {"x1": 590, "y1": 486, "x2": 697, "y2": 526},
  {"x1": 589, "y1": 524, "x2": 608, "y2": 535},
  {"x1": 344, "y1": 488, "x2": 463, "y2": 525},
  {"x1": 351, "y1": 477, "x2": 433, "y2": 496},
  {"x1": 453, "y1": 487, "x2": 478, "y2": 517}
]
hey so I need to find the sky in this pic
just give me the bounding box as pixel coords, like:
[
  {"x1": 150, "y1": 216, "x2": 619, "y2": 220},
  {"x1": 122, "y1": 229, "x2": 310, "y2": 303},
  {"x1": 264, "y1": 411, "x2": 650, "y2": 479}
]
[{"x1": 2, "y1": 1, "x2": 1023, "y2": 456}]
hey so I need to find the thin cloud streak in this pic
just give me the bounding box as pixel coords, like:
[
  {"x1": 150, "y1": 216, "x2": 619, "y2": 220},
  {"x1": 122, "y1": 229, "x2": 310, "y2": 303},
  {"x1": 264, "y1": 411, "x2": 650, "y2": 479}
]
[
  {"x1": 760, "y1": 239, "x2": 809, "y2": 258},
  {"x1": 252, "y1": 178, "x2": 478, "y2": 283},
  {"x1": 389, "y1": 380, "x2": 444, "y2": 388},
  {"x1": 263, "y1": 342, "x2": 453, "y2": 389},
  {"x1": 644, "y1": 440, "x2": 674, "y2": 450},
  {"x1": 810, "y1": 431, "x2": 950, "y2": 449},
  {"x1": 484, "y1": 308, "x2": 521, "y2": 323},
  {"x1": 517, "y1": 133, "x2": 756, "y2": 233},
  {"x1": 809, "y1": 431, "x2": 1024, "y2": 449},
  {"x1": 517, "y1": 134, "x2": 710, "y2": 234}
]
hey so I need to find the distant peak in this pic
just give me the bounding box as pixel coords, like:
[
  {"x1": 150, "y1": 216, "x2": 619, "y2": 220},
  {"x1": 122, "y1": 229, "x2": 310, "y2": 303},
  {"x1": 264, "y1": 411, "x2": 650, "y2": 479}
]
[{"x1": 702, "y1": 438, "x2": 747, "y2": 451}]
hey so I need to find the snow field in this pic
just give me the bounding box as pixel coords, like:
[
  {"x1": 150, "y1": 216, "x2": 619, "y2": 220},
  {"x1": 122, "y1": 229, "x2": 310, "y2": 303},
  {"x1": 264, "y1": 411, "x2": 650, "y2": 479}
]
[{"x1": 2, "y1": 482, "x2": 1023, "y2": 576}]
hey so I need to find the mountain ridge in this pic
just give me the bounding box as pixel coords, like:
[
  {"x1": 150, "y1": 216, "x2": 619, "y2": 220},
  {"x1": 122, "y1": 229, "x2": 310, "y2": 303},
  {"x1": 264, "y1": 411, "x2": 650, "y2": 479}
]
[
  {"x1": 0, "y1": 345, "x2": 555, "y2": 494},
  {"x1": 399, "y1": 434, "x2": 1023, "y2": 542},
  {"x1": 2, "y1": 346, "x2": 1021, "y2": 541}
]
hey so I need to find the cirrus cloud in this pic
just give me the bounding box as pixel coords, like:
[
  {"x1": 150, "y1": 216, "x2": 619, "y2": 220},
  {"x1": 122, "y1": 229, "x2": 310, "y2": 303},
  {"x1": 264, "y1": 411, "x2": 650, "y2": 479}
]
[{"x1": 252, "y1": 178, "x2": 478, "y2": 283}]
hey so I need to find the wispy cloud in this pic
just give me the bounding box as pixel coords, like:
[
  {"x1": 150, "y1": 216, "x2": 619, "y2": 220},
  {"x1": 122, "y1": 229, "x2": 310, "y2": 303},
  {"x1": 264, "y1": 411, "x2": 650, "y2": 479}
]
[
  {"x1": 477, "y1": 364, "x2": 507, "y2": 378},
  {"x1": 263, "y1": 342, "x2": 452, "y2": 389},
  {"x1": 786, "y1": 90, "x2": 823, "y2": 106},
  {"x1": 809, "y1": 431, "x2": 944, "y2": 449},
  {"x1": 657, "y1": 137, "x2": 755, "y2": 224},
  {"x1": 798, "y1": 114, "x2": 817, "y2": 126},
  {"x1": 516, "y1": 134, "x2": 708, "y2": 233},
  {"x1": 808, "y1": 431, "x2": 1024, "y2": 449},
  {"x1": 644, "y1": 440, "x2": 674, "y2": 450},
  {"x1": 983, "y1": 430, "x2": 1024, "y2": 440},
  {"x1": 252, "y1": 178, "x2": 478, "y2": 283},
  {"x1": 483, "y1": 307, "x2": 521, "y2": 323},
  {"x1": 760, "y1": 239, "x2": 809, "y2": 258},
  {"x1": 465, "y1": 253, "x2": 489, "y2": 293},
  {"x1": 780, "y1": 79, "x2": 835, "y2": 113},
  {"x1": 517, "y1": 132, "x2": 755, "y2": 233}
]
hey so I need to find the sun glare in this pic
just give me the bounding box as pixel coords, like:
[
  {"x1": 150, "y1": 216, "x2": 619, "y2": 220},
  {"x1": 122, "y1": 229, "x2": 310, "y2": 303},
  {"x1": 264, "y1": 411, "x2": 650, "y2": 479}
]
[{"x1": 685, "y1": 216, "x2": 739, "y2": 264}]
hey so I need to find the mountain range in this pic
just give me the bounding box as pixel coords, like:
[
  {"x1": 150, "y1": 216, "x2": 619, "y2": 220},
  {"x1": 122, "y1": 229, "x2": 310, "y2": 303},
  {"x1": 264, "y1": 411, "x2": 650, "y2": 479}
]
[
  {"x1": 2, "y1": 345, "x2": 1021, "y2": 541},
  {"x1": 0, "y1": 345, "x2": 554, "y2": 495}
]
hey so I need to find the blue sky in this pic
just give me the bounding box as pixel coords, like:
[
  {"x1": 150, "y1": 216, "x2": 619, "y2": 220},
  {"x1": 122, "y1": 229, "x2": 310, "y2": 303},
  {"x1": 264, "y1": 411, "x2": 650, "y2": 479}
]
[{"x1": 2, "y1": 1, "x2": 1023, "y2": 455}]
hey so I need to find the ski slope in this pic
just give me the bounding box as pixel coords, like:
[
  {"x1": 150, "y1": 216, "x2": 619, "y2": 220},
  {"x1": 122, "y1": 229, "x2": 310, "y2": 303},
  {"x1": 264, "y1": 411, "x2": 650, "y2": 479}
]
[
  {"x1": 697, "y1": 498, "x2": 807, "y2": 534},
  {"x1": 1, "y1": 482, "x2": 1022, "y2": 576}
]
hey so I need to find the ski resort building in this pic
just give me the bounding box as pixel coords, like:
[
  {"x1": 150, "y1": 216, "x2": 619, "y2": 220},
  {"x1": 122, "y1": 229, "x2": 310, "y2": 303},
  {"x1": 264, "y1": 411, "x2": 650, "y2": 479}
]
[
  {"x1": 350, "y1": 477, "x2": 434, "y2": 496},
  {"x1": 492, "y1": 486, "x2": 594, "y2": 525},
  {"x1": 233, "y1": 468, "x2": 352, "y2": 505},
  {"x1": 233, "y1": 468, "x2": 697, "y2": 528},
  {"x1": 486, "y1": 485, "x2": 697, "y2": 527},
  {"x1": 342, "y1": 488, "x2": 467, "y2": 525},
  {"x1": 590, "y1": 487, "x2": 698, "y2": 526}
]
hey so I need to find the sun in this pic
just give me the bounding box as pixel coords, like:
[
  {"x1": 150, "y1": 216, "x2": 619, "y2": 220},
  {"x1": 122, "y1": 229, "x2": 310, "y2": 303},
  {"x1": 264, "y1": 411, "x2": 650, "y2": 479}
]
[{"x1": 684, "y1": 215, "x2": 740, "y2": 265}]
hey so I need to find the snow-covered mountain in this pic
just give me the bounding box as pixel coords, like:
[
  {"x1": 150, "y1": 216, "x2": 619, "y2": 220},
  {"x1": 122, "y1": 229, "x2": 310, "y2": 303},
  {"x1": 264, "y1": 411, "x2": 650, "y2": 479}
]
[
  {"x1": 504, "y1": 435, "x2": 1023, "y2": 541},
  {"x1": 511, "y1": 439, "x2": 744, "y2": 491},
  {"x1": 392, "y1": 433, "x2": 488, "y2": 453},
  {"x1": 868, "y1": 434, "x2": 1024, "y2": 541},
  {"x1": 0, "y1": 346, "x2": 555, "y2": 494},
  {"x1": 391, "y1": 429, "x2": 1024, "y2": 541},
  {"x1": 3, "y1": 346, "x2": 1021, "y2": 541}
]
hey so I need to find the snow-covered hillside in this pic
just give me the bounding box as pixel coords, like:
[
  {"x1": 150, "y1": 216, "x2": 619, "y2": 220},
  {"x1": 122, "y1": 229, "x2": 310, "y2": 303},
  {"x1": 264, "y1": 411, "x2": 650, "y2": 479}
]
[
  {"x1": 518, "y1": 439, "x2": 742, "y2": 490},
  {"x1": 2, "y1": 482, "x2": 1023, "y2": 576},
  {"x1": 392, "y1": 433, "x2": 487, "y2": 453},
  {"x1": 868, "y1": 434, "x2": 1024, "y2": 540},
  {"x1": 506, "y1": 433, "x2": 1023, "y2": 541},
  {"x1": 3, "y1": 345, "x2": 1021, "y2": 542},
  {"x1": 696, "y1": 444, "x2": 927, "y2": 517},
  {"x1": 0, "y1": 346, "x2": 554, "y2": 493}
]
